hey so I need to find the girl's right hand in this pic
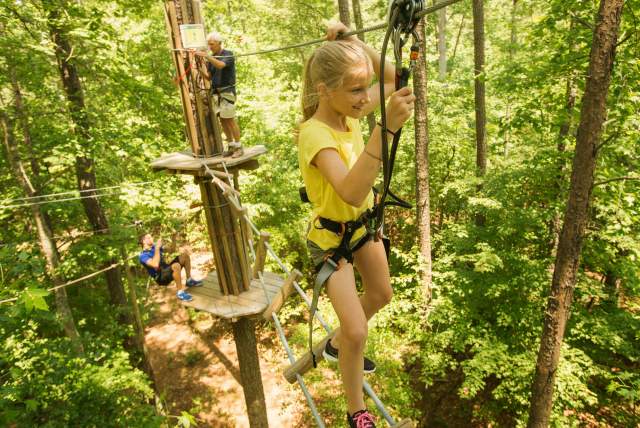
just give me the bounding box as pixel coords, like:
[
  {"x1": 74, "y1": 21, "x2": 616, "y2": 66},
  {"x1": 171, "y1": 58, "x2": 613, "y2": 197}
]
[
  {"x1": 326, "y1": 21, "x2": 357, "y2": 42},
  {"x1": 384, "y1": 87, "x2": 415, "y2": 131}
]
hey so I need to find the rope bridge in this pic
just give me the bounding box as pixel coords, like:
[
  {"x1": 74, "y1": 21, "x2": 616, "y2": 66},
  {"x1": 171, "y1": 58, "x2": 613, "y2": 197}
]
[{"x1": 200, "y1": 161, "x2": 413, "y2": 428}]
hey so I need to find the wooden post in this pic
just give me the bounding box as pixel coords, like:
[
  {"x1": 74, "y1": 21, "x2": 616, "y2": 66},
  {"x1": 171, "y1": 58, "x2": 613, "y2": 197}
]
[
  {"x1": 262, "y1": 269, "x2": 301, "y2": 320},
  {"x1": 164, "y1": 2, "x2": 200, "y2": 154},
  {"x1": 284, "y1": 331, "x2": 335, "y2": 384},
  {"x1": 232, "y1": 318, "x2": 269, "y2": 427},
  {"x1": 196, "y1": 179, "x2": 228, "y2": 294},
  {"x1": 252, "y1": 232, "x2": 270, "y2": 279}
]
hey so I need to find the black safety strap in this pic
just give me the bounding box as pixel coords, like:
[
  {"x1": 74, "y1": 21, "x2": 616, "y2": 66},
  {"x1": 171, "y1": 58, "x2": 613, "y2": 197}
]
[{"x1": 375, "y1": 0, "x2": 423, "y2": 237}]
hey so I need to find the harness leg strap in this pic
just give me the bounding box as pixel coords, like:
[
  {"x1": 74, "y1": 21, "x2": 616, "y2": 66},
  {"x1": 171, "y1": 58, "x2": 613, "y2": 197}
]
[{"x1": 309, "y1": 258, "x2": 339, "y2": 368}]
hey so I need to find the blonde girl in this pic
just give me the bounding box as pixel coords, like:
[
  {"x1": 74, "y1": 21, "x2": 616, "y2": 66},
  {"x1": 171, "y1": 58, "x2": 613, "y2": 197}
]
[{"x1": 297, "y1": 22, "x2": 415, "y2": 427}]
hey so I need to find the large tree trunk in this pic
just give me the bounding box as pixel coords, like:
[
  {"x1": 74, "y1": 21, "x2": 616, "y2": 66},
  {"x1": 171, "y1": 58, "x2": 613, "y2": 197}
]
[
  {"x1": 45, "y1": 3, "x2": 128, "y2": 318},
  {"x1": 338, "y1": 0, "x2": 351, "y2": 27},
  {"x1": 352, "y1": 0, "x2": 376, "y2": 133},
  {"x1": 2, "y1": 107, "x2": 84, "y2": 355},
  {"x1": 527, "y1": 1, "x2": 624, "y2": 425},
  {"x1": 232, "y1": 319, "x2": 268, "y2": 427},
  {"x1": 472, "y1": 0, "x2": 487, "y2": 226},
  {"x1": 436, "y1": 0, "x2": 447, "y2": 80},
  {"x1": 413, "y1": 20, "x2": 433, "y2": 309}
]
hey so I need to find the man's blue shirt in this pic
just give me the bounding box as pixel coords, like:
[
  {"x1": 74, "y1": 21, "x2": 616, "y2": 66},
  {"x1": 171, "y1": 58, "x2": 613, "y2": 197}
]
[
  {"x1": 139, "y1": 245, "x2": 164, "y2": 278},
  {"x1": 207, "y1": 49, "x2": 236, "y2": 94}
]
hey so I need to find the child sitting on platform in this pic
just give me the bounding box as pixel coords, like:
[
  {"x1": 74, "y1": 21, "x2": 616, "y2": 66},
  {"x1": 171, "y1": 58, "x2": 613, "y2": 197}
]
[{"x1": 138, "y1": 233, "x2": 203, "y2": 302}]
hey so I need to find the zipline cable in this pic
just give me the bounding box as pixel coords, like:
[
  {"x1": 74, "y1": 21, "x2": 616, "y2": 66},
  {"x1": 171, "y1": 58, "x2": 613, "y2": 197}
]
[
  {"x1": 0, "y1": 190, "x2": 126, "y2": 210},
  {"x1": 0, "y1": 221, "x2": 143, "y2": 249},
  {"x1": 1, "y1": 180, "x2": 156, "y2": 205},
  {"x1": 178, "y1": 0, "x2": 462, "y2": 59}
]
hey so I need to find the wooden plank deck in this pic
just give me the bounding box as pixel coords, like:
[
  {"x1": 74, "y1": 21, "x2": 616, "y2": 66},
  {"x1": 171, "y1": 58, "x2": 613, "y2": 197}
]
[
  {"x1": 180, "y1": 269, "x2": 285, "y2": 319},
  {"x1": 151, "y1": 145, "x2": 267, "y2": 174}
]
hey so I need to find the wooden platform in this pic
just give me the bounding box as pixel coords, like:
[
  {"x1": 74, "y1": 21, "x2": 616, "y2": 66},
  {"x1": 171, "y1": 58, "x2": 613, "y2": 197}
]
[
  {"x1": 151, "y1": 145, "x2": 267, "y2": 175},
  {"x1": 180, "y1": 269, "x2": 285, "y2": 319}
]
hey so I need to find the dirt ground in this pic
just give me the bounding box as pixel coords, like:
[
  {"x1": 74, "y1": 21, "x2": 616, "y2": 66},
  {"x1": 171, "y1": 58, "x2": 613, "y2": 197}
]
[{"x1": 143, "y1": 252, "x2": 312, "y2": 427}]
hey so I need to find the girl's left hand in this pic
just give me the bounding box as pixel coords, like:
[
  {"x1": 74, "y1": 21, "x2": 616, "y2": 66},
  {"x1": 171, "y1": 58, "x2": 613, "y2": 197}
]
[{"x1": 326, "y1": 21, "x2": 357, "y2": 42}]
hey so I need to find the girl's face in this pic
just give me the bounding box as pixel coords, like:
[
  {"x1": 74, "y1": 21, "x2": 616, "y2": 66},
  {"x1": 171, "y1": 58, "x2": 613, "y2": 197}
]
[{"x1": 326, "y1": 61, "x2": 372, "y2": 119}]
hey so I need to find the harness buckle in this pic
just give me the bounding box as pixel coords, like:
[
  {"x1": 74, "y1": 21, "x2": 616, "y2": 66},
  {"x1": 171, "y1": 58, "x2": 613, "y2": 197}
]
[{"x1": 323, "y1": 253, "x2": 340, "y2": 270}]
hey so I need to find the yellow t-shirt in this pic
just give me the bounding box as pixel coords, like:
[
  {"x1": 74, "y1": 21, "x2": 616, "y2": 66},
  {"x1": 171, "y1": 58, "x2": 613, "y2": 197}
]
[{"x1": 298, "y1": 117, "x2": 374, "y2": 250}]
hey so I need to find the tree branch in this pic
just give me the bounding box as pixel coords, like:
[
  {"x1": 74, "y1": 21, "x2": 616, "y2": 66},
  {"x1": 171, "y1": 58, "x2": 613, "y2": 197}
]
[
  {"x1": 593, "y1": 176, "x2": 640, "y2": 186},
  {"x1": 595, "y1": 130, "x2": 620, "y2": 152},
  {"x1": 569, "y1": 12, "x2": 594, "y2": 30},
  {"x1": 1, "y1": 5, "x2": 39, "y2": 41}
]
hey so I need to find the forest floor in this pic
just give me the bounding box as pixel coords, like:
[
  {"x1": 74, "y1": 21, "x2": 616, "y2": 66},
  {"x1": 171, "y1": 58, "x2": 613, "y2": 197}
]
[{"x1": 142, "y1": 251, "x2": 312, "y2": 427}]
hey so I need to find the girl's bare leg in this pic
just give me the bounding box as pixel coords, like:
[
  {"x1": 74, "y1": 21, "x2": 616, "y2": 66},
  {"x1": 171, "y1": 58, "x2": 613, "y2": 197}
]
[
  {"x1": 326, "y1": 261, "x2": 368, "y2": 414},
  {"x1": 331, "y1": 239, "x2": 392, "y2": 349}
]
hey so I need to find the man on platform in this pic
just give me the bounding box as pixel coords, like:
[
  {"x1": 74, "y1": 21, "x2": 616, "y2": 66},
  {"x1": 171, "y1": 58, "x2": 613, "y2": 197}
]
[
  {"x1": 138, "y1": 233, "x2": 202, "y2": 302},
  {"x1": 196, "y1": 31, "x2": 243, "y2": 158}
]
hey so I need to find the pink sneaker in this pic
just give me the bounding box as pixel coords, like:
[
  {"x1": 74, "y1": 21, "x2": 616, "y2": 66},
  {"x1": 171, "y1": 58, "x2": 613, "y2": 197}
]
[{"x1": 347, "y1": 409, "x2": 376, "y2": 428}]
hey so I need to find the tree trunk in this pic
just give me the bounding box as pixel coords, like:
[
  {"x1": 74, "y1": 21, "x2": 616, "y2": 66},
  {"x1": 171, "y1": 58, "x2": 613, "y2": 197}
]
[
  {"x1": 527, "y1": 1, "x2": 624, "y2": 425},
  {"x1": 504, "y1": 0, "x2": 518, "y2": 156},
  {"x1": 413, "y1": 20, "x2": 433, "y2": 309},
  {"x1": 45, "y1": 3, "x2": 128, "y2": 318},
  {"x1": 9, "y1": 67, "x2": 40, "y2": 180},
  {"x1": 1, "y1": 108, "x2": 84, "y2": 355},
  {"x1": 472, "y1": 0, "x2": 487, "y2": 227},
  {"x1": 338, "y1": 0, "x2": 351, "y2": 27},
  {"x1": 352, "y1": 0, "x2": 376, "y2": 133},
  {"x1": 436, "y1": 0, "x2": 447, "y2": 80},
  {"x1": 232, "y1": 318, "x2": 268, "y2": 427}
]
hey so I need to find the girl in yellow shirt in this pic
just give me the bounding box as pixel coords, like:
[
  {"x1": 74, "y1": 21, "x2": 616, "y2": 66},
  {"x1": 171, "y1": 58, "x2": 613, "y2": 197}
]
[{"x1": 297, "y1": 22, "x2": 415, "y2": 427}]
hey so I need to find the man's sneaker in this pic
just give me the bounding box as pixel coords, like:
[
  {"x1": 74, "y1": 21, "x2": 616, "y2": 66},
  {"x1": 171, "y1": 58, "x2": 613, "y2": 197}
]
[
  {"x1": 176, "y1": 290, "x2": 193, "y2": 302},
  {"x1": 186, "y1": 278, "x2": 203, "y2": 287},
  {"x1": 347, "y1": 409, "x2": 376, "y2": 428},
  {"x1": 223, "y1": 142, "x2": 242, "y2": 157},
  {"x1": 323, "y1": 339, "x2": 376, "y2": 373},
  {"x1": 230, "y1": 145, "x2": 244, "y2": 158}
]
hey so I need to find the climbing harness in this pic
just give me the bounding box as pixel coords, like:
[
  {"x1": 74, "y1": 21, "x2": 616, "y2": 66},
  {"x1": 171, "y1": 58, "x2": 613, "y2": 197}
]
[
  {"x1": 305, "y1": 0, "x2": 424, "y2": 367},
  {"x1": 308, "y1": 205, "x2": 380, "y2": 368}
]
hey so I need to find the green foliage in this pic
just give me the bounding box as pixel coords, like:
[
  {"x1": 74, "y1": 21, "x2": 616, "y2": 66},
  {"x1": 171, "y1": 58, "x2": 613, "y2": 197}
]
[
  {"x1": 0, "y1": 0, "x2": 638, "y2": 426},
  {"x1": 0, "y1": 322, "x2": 161, "y2": 427}
]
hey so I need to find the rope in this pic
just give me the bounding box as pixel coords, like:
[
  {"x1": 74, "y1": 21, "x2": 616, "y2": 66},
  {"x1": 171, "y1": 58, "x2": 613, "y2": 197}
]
[
  {"x1": 201, "y1": 160, "x2": 397, "y2": 422},
  {"x1": 1, "y1": 181, "x2": 155, "y2": 205},
  {"x1": 0, "y1": 190, "x2": 125, "y2": 210},
  {"x1": 0, "y1": 254, "x2": 137, "y2": 305},
  {"x1": 176, "y1": 0, "x2": 463, "y2": 60},
  {"x1": 0, "y1": 221, "x2": 142, "y2": 249}
]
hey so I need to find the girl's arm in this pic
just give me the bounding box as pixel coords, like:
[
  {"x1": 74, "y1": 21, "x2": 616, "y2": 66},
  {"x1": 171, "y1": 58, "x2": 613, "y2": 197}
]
[{"x1": 313, "y1": 87, "x2": 415, "y2": 207}]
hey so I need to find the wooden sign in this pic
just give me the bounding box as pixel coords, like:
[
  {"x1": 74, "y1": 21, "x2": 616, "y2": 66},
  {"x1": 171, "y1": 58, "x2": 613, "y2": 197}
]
[{"x1": 179, "y1": 24, "x2": 206, "y2": 49}]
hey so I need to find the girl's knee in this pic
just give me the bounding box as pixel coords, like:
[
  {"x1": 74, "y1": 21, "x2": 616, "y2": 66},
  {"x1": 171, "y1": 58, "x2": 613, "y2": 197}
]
[
  {"x1": 378, "y1": 286, "x2": 393, "y2": 307},
  {"x1": 368, "y1": 284, "x2": 393, "y2": 311},
  {"x1": 340, "y1": 322, "x2": 368, "y2": 350}
]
